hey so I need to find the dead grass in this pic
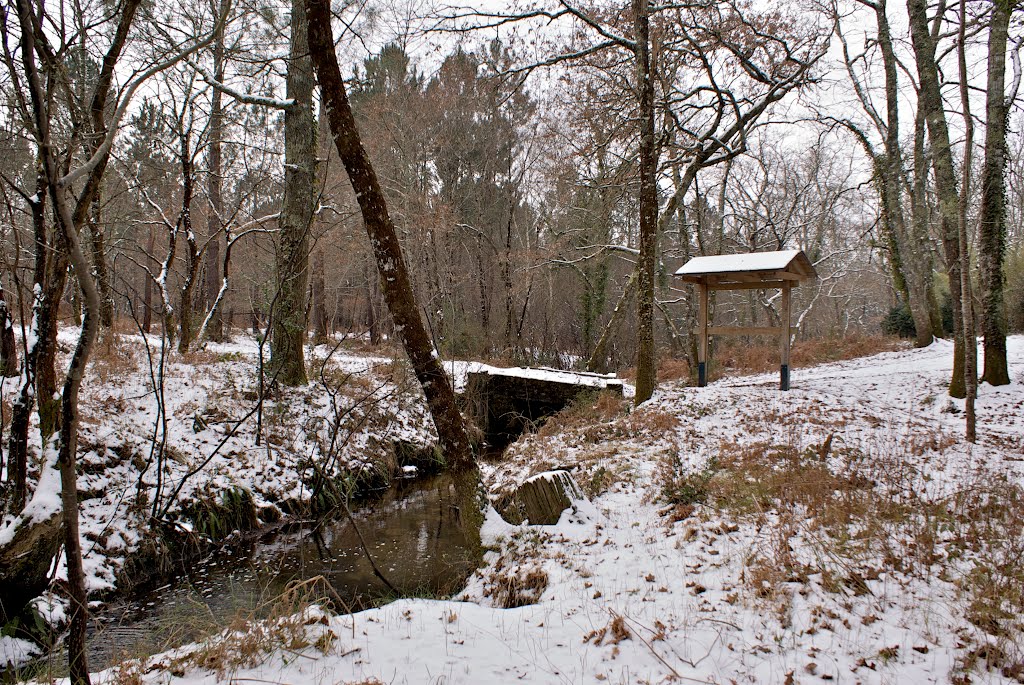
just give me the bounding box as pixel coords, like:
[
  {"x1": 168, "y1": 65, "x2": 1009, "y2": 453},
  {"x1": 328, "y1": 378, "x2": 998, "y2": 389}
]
[
  {"x1": 656, "y1": 358, "x2": 691, "y2": 382},
  {"x1": 163, "y1": 577, "x2": 341, "y2": 680},
  {"x1": 536, "y1": 391, "x2": 628, "y2": 439},
  {"x1": 89, "y1": 334, "x2": 139, "y2": 383},
  {"x1": 658, "y1": 406, "x2": 1024, "y2": 670},
  {"x1": 584, "y1": 614, "x2": 632, "y2": 646},
  {"x1": 479, "y1": 532, "x2": 551, "y2": 608},
  {"x1": 711, "y1": 334, "x2": 904, "y2": 377}
]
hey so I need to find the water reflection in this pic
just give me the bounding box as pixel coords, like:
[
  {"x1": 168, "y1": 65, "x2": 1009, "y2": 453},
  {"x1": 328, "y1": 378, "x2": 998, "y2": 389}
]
[{"x1": 84, "y1": 472, "x2": 481, "y2": 670}]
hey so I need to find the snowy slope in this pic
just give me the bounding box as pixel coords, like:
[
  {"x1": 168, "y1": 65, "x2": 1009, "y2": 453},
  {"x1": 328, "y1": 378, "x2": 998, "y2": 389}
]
[{"x1": 12, "y1": 336, "x2": 1024, "y2": 684}]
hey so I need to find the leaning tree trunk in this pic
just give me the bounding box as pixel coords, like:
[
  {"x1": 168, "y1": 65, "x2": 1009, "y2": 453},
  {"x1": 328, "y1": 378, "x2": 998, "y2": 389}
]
[
  {"x1": 270, "y1": 0, "x2": 316, "y2": 387},
  {"x1": 907, "y1": 0, "x2": 966, "y2": 398},
  {"x1": 633, "y1": 0, "x2": 659, "y2": 405},
  {"x1": 306, "y1": 0, "x2": 473, "y2": 468},
  {"x1": 978, "y1": 0, "x2": 1012, "y2": 386}
]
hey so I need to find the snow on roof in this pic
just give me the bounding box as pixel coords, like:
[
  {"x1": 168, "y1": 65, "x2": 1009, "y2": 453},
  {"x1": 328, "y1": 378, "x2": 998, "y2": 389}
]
[
  {"x1": 674, "y1": 249, "x2": 813, "y2": 278},
  {"x1": 468, "y1": 364, "x2": 623, "y2": 388}
]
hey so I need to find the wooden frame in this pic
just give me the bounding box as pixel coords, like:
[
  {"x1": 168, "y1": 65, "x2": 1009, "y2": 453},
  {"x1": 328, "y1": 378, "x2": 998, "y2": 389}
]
[{"x1": 676, "y1": 250, "x2": 816, "y2": 391}]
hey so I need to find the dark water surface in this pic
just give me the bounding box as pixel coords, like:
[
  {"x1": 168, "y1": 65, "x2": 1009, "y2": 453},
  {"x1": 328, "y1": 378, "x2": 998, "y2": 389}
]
[{"x1": 80, "y1": 473, "x2": 481, "y2": 671}]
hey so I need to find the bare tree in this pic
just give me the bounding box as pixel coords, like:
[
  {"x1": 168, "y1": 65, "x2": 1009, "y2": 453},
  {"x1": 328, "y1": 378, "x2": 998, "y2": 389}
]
[
  {"x1": 2, "y1": 2, "x2": 222, "y2": 680},
  {"x1": 907, "y1": 0, "x2": 967, "y2": 398},
  {"x1": 832, "y1": 0, "x2": 938, "y2": 347},
  {"x1": 306, "y1": 0, "x2": 473, "y2": 467},
  {"x1": 269, "y1": 0, "x2": 317, "y2": 386},
  {"x1": 978, "y1": 0, "x2": 1020, "y2": 386}
]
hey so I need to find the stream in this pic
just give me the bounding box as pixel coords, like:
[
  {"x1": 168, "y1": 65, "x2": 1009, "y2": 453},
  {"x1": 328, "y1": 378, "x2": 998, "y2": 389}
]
[{"x1": 63, "y1": 472, "x2": 481, "y2": 673}]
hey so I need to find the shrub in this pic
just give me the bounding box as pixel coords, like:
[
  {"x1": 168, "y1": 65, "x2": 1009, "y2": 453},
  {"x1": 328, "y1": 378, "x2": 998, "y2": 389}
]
[{"x1": 882, "y1": 303, "x2": 916, "y2": 338}]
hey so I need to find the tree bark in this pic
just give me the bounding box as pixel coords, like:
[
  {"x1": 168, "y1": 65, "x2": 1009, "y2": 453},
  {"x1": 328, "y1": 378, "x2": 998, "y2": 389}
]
[
  {"x1": 203, "y1": 0, "x2": 228, "y2": 342},
  {"x1": 978, "y1": 0, "x2": 1012, "y2": 386},
  {"x1": 0, "y1": 282, "x2": 17, "y2": 377},
  {"x1": 176, "y1": 131, "x2": 199, "y2": 354},
  {"x1": 633, "y1": 0, "x2": 658, "y2": 405},
  {"x1": 311, "y1": 248, "x2": 328, "y2": 345},
  {"x1": 957, "y1": 0, "x2": 977, "y2": 440},
  {"x1": 875, "y1": 0, "x2": 935, "y2": 347},
  {"x1": 87, "y1": 191, "x2": 114, "y2": 328},
  {"x1": 270, "y1": 0, "x2": 316, "y2": 386},
  {"x1": 306, "y1": 0, "x2": 473, "y2": 468},
  {"x1": 907, "y1": 0, "x2": 966, "y2": 398},
  {"x1": 142, "y1": 226, "x2": 154, "y2": 333}
]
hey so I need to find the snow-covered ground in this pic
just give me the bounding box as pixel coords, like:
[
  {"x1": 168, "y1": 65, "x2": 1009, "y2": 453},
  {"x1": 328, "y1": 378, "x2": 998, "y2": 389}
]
[
  {"x1": 0, "y1": 332, "x2": 437, "y2": 628},
  {"x1": 6, "y1": 335, "x2": 1024, "y2": 683}
]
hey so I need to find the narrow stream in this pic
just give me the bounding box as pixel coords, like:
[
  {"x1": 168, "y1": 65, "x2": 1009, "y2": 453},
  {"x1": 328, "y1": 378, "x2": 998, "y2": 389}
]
[{"x1": 75, "y1": 472, "x2": 481, "y2": 671}]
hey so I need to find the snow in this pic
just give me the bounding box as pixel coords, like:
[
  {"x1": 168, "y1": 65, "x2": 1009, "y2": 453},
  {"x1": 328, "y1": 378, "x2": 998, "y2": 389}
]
[
  {"x1": 14, "y1": 334, "x2": 1024, "y2": 684},
  {"x1": 457, "y1": 362, "x2": 623, "y2": 390},
  {"x1": 674, "y1": 248, "x2": 804, "y2": 275},
  {"x1": 0, "y1": 444, "x2": 61, "y2": 547},
  {"x1": 0, "y1": 636, "x2": 40, "y2": 671}
]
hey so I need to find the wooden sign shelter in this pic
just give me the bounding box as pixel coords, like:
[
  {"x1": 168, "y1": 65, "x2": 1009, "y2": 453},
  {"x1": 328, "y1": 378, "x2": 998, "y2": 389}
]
[{"x1": 674, "y1": 249, "x2": 817, "y2": 390}]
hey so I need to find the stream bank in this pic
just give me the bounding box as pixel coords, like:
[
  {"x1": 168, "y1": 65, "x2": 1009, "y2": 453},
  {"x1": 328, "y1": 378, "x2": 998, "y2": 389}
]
[{"x1": 12, "y1": 468, "x2": 485, "y2": 680}]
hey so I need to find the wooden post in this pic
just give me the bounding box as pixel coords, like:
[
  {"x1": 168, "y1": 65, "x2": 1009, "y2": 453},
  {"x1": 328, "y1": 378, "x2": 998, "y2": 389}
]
[
  {"x1": 780, "y1": 282, "x2": 791, "y2": 390},
  {"x1": 698, "y1": 282, "x2": 708, "y2": 387}
]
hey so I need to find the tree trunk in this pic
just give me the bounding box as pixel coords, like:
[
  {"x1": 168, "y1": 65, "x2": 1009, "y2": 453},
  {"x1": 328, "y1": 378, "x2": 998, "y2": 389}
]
[
  {"x1": 203, "y1": 0, "x2": 228, "y2": 342},
  {"x1": 957, "y1": 0, "x2": 977, "y2": 441},
  {"x1": 364, "y1": 260, "x2": 380, "y2": 345},
  {"x1": 0, "y1": 503, "x2": 62, "y2": 624},
  {"x1": 875, "y1": 0, "x2": 934, "y2": 347},
  {"x1": 176, "y1": 131, "x2": 199, "y2": 354},
  {"x1": 270, "y1": 0, "x2": 316, "y2": 386},
  {"x1": 6, "y1": 182, "x2": 48, "y2": 511},
  {"x1": 87, "y1": 191, "x2": 114, "y2": 328},
  {"x1": 0, "y1": 283, "x2": 17, "y2": 377},
  {"x1": 36, "y1": 245, "x2": 69, "y2": 441},
  {"x1": 907, "y1": 0, "x2": 966, "y2": 398},
  {"x1": 142, "y1": 226, "x2": 154, "y2": 333},
  {"x1": 633, "y1": 0, "x2": 658, "y2": 405},
  {"x1": 310, "y1": 249, "x2": 328, "y2": 345},
  {"x1": 306, "y1": 0, "x2": 473, "y2": 468},
  {"x1": 912, "y1": 106, "x2": 944, "y2": 338},
  {"x1": 978, "y1": 0, "x2": 1012, "y2": 386}
]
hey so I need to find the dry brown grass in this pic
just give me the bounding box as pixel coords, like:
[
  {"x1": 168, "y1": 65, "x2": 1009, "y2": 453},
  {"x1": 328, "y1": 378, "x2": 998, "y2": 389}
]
[
  {"x1": 711, "y1": 334, "x2": 903, "y2": 377},
  {"x1": 89, "y1": 334, "x2": 139, "y2": 383},
  {"x1": 165, "y1": 577, "x2": 340, "y2": 680},
  {"x1": 584, "y1": 614, "x2": 632, "y2": 646},
  {"x1": 657, "y1": 358, "x2": 691, "y2": 382},
  {"x1": 659, "y1": 407, "x2": 1024, "y2": 669},
  {"x1": 481, "y1": 552, "x2": 550, "y2": 608},
  {"x1": 536, "y1": 391, "x2": 628, "y2": 439}
]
